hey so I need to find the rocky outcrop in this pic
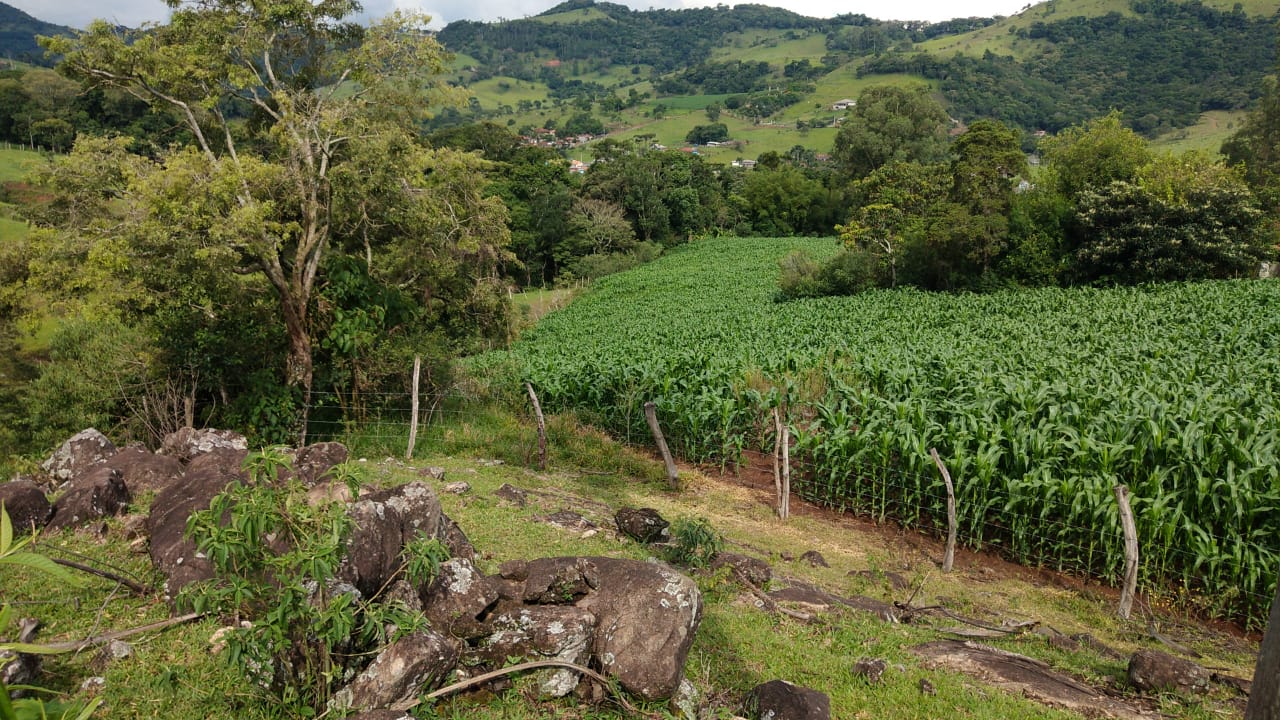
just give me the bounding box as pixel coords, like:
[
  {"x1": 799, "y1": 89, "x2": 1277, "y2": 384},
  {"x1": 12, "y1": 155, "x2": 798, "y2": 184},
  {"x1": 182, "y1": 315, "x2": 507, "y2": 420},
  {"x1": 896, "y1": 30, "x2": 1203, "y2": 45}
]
[
  {"x1": 41, "y1": 429, "x2": 116, "y2": 487},
  {"x1": 472, "y1": 605, "x2": 597, "y2": 697},
  {"x1": 47, "y1": 466, "x2": 130, "y2": 531},
  {"x1": 420, "y1": 558, "x2": 500, "y2": 639},
  {"x1": 0, "y1": 480, "x2": 52, "y2": 534},
  {"x1": 712, "y1": 552, "x2": 772, "y2": 587},
  {"x1": 338, "y1": 482, "x2": 445, "y2": 599}
]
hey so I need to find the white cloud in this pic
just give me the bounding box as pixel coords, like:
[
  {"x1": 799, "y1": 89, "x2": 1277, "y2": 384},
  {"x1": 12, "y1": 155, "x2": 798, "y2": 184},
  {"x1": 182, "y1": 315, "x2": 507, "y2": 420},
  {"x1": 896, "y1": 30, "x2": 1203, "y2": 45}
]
[{"x1": 8, "y1": 0, "x2": 1031, "y2": 31}]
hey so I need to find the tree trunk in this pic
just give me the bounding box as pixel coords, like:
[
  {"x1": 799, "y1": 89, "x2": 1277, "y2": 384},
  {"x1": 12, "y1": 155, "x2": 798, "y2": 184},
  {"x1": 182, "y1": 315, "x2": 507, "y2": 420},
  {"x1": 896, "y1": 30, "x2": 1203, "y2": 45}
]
[
  {"x1": 1247, "y1": 575, "x2": 1280, "y2": 720},
  {"x1": 281, "y1": 296, "x2": 314, "y2": 446}
]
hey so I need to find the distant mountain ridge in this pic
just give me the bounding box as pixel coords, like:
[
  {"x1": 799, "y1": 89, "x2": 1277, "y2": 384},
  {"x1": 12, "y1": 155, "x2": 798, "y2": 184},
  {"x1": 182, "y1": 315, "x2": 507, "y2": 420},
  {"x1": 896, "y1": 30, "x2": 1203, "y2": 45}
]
[{"x1": 0, "y1": 1, "x2": 76, "y2": 66}]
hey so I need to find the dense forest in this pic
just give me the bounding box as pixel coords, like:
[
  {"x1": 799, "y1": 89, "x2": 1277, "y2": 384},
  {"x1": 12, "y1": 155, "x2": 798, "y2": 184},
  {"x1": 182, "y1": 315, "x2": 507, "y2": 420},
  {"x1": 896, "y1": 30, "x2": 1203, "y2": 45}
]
[{"x1": 859, "y1": 0, "x2": 1277, "y2": 133}]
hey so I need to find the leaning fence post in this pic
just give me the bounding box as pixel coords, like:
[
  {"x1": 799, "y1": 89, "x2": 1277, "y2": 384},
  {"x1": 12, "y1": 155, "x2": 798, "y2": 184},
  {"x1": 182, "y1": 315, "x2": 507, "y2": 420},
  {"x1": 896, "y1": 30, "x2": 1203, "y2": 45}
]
[
  {"x1": 1114, "y1": 484, "x2": 1139, "y2": 620},
  {"x1": 930, "y1": 448, "x2": 957, "y2": 573},
  {"x1": 405, "y1": 355, "x2": 421, "y2": 460},
  {"x1": 525, "y1": 382, "x2": 547, "y2": 471},
  {"x1": 644, "y1": 401, "x2": 679, "y2": 489}
]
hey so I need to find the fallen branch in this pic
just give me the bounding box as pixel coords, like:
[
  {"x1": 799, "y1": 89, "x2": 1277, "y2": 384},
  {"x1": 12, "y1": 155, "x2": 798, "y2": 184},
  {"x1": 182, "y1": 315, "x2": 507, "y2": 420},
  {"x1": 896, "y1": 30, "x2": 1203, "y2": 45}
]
[
  {"x1": 21, "y1": 612, "x2": 205, "y2": 654},
  {"x1": 52, "y1": 558, "x2": 148, "y2": 596},
  {"x1": 731, "y1": 567, "x2": 814, "y2": 623},
  {"x1": 391, "y1": 659, "x2": 658, "y2": 718}
]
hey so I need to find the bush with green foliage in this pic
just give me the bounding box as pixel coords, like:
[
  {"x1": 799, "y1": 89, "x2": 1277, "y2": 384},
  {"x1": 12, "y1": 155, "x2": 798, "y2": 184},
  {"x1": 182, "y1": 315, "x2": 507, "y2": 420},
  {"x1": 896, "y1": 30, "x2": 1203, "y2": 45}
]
[
  {"x1": 181, "y1": 451, "x2": 432, "y2": 714},
  {"x1": 665, "y1": 516, "x2": 723, "y2": 568}
]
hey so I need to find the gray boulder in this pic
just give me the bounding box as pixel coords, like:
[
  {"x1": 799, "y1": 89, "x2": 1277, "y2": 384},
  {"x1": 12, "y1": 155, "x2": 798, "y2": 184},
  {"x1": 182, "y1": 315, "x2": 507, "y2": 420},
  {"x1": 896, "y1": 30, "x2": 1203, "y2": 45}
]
[
  {"x1": 575, "y1": 557, "x2": 702, "y2": 701},
  {"x1": 744, "y1": 679, "x2": 830, "y2": 720},
  {"x1": 331, "y1": 630, "x2": 460, "y2": 712},
  {"x1": 1128, "y1": 649, "x2": 1209, "y2": 695},
  {"x1": 103, "y1": 446, "x2": 184, "y2": 496},
  {"x1": 472, "y1": 605, "x2": 597, "y2": 697},
  {"x1": 41, "y1": 429, "x2": 116, "y2": 487},
  {"x1": 158, "y1": 427, "x2": 247, "y2": 463},
  {"x1": 615, "y1": 507, "x2": 670, "y2": 543}
]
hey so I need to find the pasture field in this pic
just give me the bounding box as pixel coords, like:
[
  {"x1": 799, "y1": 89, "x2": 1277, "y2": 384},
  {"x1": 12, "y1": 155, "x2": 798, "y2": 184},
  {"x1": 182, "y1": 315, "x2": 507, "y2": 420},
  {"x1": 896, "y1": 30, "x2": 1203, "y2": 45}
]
[{"x1": 483, "y1": 236, "x2": 1280, "y2": 623}]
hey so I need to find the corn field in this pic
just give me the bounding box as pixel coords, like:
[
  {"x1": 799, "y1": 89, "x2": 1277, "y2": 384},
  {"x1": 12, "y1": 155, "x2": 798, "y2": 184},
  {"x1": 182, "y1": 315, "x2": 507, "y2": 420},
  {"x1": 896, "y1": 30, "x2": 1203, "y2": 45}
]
[{"x1": 478, "y1": 237, "x2": 1280, "y2": 624}]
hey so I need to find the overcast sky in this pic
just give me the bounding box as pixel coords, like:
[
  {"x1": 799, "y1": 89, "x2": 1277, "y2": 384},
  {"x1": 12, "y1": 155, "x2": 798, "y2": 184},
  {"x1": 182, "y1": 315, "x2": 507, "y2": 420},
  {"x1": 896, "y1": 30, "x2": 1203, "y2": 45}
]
[{"x1": 11, "y1": 0, "x2": 1034, "y2": 30}]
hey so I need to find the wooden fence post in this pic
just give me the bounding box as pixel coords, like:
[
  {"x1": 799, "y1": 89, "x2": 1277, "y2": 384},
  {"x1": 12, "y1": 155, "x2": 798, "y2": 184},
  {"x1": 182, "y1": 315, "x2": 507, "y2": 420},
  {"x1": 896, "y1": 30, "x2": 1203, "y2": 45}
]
[
  {"x1": 1246, "y1": 570, "x2": 1280, "y2": 720},
  {"x1": 779, "y1": 418, "x2": 791, "y2": 521},
  {"x1": 644, "y1": 401, "x2": 679, "y2": 489},
  {"x1": 405, "y1": 355, "x2": 421, "y2": 460},
  {"x1": 525, "y1": 382, "x2": 547, "y2": 471},
  {"x1": 930, "y1": 448, "x2": 957, "y2": 573},
  {"x1": 772, "y1": 408, "x2": 783, "y2": 515},
  {"x1": 1114, "y1": 484, "x2": 1139, "y2": 620}
]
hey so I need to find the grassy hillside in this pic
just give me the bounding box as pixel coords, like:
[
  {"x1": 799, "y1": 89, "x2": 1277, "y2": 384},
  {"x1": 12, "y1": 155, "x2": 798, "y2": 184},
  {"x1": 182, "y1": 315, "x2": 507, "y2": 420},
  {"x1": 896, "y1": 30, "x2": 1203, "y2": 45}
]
[
  {"x1": 3, "y1": 403, "x2": 1259, "y2": 719},
  {"x1": 447, "y1": 0, "x2": 1278, "y2": 158}
]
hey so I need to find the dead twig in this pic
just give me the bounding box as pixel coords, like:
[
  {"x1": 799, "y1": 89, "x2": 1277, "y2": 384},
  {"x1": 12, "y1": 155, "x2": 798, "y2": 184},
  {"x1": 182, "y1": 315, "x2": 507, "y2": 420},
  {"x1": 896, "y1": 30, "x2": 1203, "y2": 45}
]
[{"x1": 391, "y1": 659, "x2": 659, "y2": 718}]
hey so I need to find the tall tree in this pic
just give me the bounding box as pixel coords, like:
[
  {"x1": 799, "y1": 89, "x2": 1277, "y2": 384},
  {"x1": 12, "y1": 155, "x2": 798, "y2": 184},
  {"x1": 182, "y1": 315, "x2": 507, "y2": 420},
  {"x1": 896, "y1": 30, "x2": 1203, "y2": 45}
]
[
  {"x1": 831, "y1": 85, "x2": 950, "y2": 180},
  {"x1": 43, "y1": 1, "x2": 464, "y2": 440}
]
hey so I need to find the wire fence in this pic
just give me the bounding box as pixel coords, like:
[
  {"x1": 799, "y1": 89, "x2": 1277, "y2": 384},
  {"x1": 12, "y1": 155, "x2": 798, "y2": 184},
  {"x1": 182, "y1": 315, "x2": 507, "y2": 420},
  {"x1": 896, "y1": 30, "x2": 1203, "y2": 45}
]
[{"x1": 300, "y1": 386, "x2": 1277, "y2": 625}]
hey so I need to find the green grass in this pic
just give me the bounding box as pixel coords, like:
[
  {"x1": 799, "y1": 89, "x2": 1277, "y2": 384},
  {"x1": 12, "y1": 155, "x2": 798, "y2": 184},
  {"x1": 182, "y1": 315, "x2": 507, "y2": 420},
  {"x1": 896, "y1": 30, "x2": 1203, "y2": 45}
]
[
  {"x1": 1149, "y1": 110, "x2": 1243, "y2": 155},
  {"x1": 0, "y1": 146, "x2": 43, "y2": 184},
  {"x1": 528, "y1": 6, "x2": 613, "y2": 24},
  {"x1": 708, "y1": 29, "x2": 830, "y2": 65}
]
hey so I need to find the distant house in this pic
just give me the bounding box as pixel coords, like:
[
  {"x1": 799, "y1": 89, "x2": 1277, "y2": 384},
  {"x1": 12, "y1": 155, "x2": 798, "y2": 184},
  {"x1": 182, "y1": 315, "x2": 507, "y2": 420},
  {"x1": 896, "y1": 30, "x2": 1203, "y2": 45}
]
[
  {"x1": 731, "y1": 159, "x2": 757, "y2": 169},
  {"x1": 831, "y1": 99, "x2": 856, "y2": 111},
  {"x1": 568, "y1": 159, "x2": 590, "y2": 174}
]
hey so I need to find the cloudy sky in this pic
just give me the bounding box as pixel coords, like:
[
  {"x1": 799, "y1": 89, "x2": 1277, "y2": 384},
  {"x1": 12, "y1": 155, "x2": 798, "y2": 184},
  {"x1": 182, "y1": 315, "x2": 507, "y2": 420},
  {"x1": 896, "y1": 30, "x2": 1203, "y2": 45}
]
[{"x1": 11, "y1": 0, "x2": 1035, "y2": 30}]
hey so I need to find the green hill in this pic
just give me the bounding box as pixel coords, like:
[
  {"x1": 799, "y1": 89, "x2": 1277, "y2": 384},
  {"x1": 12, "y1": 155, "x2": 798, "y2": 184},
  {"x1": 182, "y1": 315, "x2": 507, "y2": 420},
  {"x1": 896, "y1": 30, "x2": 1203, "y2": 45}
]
[
  {"x1": 438, "y1": 0, "x2": 1279, "y2": 155},
  {"x1": 0, "y1": 1, "x2": 76, "y2": 66}
]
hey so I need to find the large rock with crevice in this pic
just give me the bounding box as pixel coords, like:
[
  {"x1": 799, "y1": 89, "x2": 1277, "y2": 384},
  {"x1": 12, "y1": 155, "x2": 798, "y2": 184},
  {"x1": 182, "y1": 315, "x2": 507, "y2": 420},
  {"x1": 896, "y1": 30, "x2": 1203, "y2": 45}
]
[
  {"x1": 501, "y1": 557, "x2": 601, "y2": 604},
  {"x1": 574, "y1": 557, "x2": 701, "y2": 701},
  {"x1": 337, "y1": 482, "x2": 444, "y2": 599},
  {"x1": 420, "y1": 557, "x2": 500, "y2": 639},
  {"x1": 0, "y1": 480, "x2": 52, "y2": 534},
  {"x1": 147, "y1": 448, "x2": 247, "y2": 602},
  {"x1": 47, "y1": 465, "x2": 131, "y2": 531},
  {"x1": 41, "y1": 429, "x2": 116, "y2": 487}
]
